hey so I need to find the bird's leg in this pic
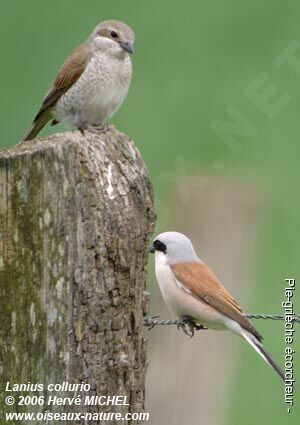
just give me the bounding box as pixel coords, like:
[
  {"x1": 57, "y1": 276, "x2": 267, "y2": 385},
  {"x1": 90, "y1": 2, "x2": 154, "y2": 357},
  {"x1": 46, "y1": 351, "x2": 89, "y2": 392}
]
[
  {"x1": 178, "y1": 316, "x2": 207, "y2": 338},
  {"x1": 87, "y1": 124, "x2": 111, "y2": 135},
  {"x1": 77, "y1": 124, "x2": 110, "y2": 136},
  {"x1": 96, "y1": 124, "x2": 111, "y2": 134},
  {"x1": 78, "y1": 127, "x2": 86, "y2": 135}
]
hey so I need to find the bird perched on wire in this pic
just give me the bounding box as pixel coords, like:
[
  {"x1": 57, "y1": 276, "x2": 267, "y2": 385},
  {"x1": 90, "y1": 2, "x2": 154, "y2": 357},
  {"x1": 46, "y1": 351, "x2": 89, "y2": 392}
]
[
  {"x1": 22, "y1": 20, "x2": 135, "y2": 141},
  {"x1": 149, "y1": 231, "x2": 285, "y2": 382}
]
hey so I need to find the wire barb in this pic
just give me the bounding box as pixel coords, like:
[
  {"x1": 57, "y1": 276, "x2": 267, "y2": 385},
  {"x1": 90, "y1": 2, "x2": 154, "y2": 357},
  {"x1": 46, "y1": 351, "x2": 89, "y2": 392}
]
[{"x1": 143, "y1": 313, "x2": 300, "y2": 330}]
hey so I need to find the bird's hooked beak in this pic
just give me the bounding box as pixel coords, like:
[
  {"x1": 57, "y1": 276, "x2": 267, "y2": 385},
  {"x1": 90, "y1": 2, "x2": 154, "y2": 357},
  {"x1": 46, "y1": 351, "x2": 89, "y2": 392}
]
[
  {"x1": 119, "y1": 41, "x2": 134, "y2": 54},
  {"x1": 148, "y1": 243, "x2": 155, "y2": 254}
]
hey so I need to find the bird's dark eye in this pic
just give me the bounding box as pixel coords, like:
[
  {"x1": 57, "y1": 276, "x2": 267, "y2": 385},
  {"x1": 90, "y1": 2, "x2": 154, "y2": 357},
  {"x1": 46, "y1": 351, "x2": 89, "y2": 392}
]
[
  {"x1": 110, "y1": 31, "x2": 118, "y2": 38},
  {"x1": 153, "y1": 240, "x2": 167, "y2": 253}
]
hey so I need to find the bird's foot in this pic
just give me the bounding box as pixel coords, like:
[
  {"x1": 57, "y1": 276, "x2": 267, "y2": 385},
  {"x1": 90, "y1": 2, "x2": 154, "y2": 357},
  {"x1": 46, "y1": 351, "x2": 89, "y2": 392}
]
[
  {"x1": 177, "y1": 316, "x2": 207, "y2": 338},
  {"x1": 78, "y1": 124, "x2": 110, "y2": 136}
]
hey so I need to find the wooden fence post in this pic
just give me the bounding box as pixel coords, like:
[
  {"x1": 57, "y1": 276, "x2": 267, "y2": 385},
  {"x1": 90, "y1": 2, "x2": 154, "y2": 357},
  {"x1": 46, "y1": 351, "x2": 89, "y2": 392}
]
[{"x1": 0, "y1": 126, "x2": 156, "y2": 423}]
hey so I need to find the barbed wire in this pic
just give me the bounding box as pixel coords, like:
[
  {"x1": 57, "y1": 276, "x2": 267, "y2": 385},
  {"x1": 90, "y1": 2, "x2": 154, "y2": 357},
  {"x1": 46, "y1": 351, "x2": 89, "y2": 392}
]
[{"x1": 143, "y1": 314, "x2": 300, "y2": 330}]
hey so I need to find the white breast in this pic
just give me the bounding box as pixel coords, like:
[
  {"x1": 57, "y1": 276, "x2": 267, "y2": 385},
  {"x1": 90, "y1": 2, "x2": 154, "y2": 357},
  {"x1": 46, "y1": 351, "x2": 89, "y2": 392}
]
[
  {"x1": 155, "y1": 252, "x2": 229, "y2": 330},
  {"x1": 54, "y1": 50, "x2": 132, "y2": 128}
]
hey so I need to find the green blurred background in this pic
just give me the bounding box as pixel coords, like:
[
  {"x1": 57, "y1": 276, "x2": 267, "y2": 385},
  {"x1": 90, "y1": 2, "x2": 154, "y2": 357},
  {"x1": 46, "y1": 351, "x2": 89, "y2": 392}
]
[{"x1": 1, "y1": 0, "x2": 299, "y2": 423}]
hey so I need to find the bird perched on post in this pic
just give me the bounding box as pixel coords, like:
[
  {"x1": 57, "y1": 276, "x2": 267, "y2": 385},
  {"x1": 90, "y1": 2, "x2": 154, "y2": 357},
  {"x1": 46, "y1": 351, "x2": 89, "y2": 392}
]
[
  {"x1": 22, "y1": 20, "x2": 135, "y2": 141},
  {"x1": 149, "y1": 231, "x2": 285, "y2": 382}
]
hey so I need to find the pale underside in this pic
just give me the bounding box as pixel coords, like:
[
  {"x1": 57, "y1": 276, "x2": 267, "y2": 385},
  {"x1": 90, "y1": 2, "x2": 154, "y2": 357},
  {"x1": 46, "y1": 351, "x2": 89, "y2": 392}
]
[
  {"x1": 53, "y1": 50, "x2": 132, "y2": 128},
  {"x1": 155, "y1": 256, "x2": 230, "y2": 330},
  {"x1": 154, "y1": 252, "x2": 262, "y2": 340}
]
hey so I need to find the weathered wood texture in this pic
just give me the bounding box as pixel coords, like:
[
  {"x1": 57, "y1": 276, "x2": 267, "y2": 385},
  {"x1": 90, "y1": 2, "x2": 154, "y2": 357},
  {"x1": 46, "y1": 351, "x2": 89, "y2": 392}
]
[{"x1": 0, "y1": 126, "x2": 155, "y2": 423}]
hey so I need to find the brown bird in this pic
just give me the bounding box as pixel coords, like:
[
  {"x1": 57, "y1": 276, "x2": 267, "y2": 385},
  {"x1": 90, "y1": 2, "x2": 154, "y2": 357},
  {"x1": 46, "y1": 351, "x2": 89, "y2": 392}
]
[
  {"x1": 149, "y1": 231, "x2": 285, "y2": 382},
  {"x1": 23, "y1": 20, "x2": 135, "y2": 141}
]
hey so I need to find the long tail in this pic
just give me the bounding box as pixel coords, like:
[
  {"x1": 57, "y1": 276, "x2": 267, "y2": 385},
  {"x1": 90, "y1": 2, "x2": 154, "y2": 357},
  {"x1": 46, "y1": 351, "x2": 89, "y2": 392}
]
[
  {"x1": 241, "y1": 329, "x2": 285, "y2": 382},
  {"x1": 22, "y1": 112, "x2": 51, "y2": 141}
]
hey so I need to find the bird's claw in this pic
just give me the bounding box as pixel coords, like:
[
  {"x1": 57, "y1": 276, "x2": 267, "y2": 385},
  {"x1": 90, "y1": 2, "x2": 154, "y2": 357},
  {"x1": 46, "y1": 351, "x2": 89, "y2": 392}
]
[
  {"x1": 177, "y1": 316, "x2": 207, "y2": 338},
  {"x1": 78, "y1": 124, "x2": 110, "y2": 136}
]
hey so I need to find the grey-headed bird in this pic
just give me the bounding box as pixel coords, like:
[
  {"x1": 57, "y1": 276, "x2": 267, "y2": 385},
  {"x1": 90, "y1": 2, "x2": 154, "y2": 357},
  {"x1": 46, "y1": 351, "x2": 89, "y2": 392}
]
[
  {"x1": 23, "y1": 20, "x2": 135, "y2": 141},
  {"x1": 149, "y1": 231, "x2": 285, "y2": 381}
]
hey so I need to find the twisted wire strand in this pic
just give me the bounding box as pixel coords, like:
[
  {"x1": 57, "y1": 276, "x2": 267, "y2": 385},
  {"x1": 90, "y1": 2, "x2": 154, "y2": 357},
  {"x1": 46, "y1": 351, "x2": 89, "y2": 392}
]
[{"x1": 143, "y1": 313, "x2": 300, "y2": 328}]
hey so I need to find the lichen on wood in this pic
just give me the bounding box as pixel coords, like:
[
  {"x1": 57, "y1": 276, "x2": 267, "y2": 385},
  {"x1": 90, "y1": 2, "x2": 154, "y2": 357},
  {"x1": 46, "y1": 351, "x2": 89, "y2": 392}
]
[{"x1": 0, "y1": 126, "x2": 155, "y2": 423}]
